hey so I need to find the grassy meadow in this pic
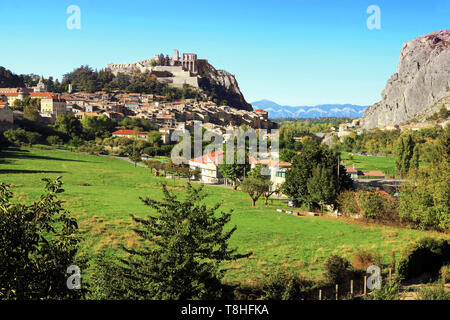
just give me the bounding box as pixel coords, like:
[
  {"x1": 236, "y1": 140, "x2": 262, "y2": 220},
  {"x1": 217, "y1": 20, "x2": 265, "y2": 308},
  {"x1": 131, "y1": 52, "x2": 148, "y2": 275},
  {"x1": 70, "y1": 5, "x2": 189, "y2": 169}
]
[
  {"x1": 340, "y1": 151, "x2": 397, "y2": 177},
  {"x1": 0, "y1": 147, "x2": 448, "y2": 285}
]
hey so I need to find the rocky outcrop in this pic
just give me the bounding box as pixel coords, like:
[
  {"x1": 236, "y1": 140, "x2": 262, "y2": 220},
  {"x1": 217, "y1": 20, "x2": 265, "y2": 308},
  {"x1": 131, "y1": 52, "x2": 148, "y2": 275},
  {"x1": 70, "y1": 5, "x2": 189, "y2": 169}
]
[
  {"x1": 197, "y1": 60, "x2": 252, "y2": 111},
  {"x1": 106, "y1": 53, "x2": 252, "y2": 111},
  {"x1": 360, "y1": 30, "x2": 450, "y2": 129}
]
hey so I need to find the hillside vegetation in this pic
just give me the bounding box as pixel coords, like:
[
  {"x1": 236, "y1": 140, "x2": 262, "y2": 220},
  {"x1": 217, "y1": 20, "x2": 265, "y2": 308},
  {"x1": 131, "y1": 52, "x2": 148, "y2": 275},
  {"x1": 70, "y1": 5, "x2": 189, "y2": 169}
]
[{"x1": 1, "y1": 147, "x2": 448, "y2": 284}]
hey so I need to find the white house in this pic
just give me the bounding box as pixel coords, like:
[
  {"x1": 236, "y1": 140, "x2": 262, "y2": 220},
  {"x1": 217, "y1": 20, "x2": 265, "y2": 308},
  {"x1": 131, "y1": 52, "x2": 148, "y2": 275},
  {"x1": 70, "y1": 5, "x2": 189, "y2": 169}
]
[
  {"x1": 249, "y1": 156, "x2": 291, "y2": 194},
  {"x1": 189, "y1": 150, "x2": 224, "y2": 184}
]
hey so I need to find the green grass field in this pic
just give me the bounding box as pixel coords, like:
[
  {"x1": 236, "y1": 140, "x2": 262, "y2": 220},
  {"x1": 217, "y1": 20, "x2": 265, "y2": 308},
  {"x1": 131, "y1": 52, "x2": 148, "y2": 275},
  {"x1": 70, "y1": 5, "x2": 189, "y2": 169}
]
[
  {"x1": 340, "y1": 151, "x2": 397, "y2": 177},
  {"x1": 1, "y1": 147, "x2": 447, "y2": 284}
]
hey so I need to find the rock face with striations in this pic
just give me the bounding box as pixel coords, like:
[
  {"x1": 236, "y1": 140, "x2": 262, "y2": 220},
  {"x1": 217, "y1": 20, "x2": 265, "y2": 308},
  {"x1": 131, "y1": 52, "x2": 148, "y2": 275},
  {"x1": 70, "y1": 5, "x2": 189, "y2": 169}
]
[
  {"x1": 360, "y1": 30, "x2": 450, "y2": 129},
  {"x1": 196, "y1": 59, "x2": 252, "y2": 111}
]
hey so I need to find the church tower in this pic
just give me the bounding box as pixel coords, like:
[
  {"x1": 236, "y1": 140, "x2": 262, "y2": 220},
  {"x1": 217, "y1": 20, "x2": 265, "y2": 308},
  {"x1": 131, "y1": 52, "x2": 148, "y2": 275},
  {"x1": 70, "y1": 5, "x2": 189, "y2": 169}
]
[{"x1": 34, "y1": 76, "x2": 48, "y2": 93}]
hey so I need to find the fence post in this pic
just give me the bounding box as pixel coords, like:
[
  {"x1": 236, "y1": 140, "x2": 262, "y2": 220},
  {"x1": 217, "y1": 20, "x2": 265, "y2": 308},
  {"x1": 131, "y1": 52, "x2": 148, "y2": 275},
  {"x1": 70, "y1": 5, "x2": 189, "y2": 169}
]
[
  {"x1": 335, "y1": 284, "x2": 338, "y2": 300},
  {"x1": 350, "y1": 280, "x2": 354, "y2": 296},
  {"x1": 319, "y1": 289, "x2": 322, "y2": 300},
  {"x1": 364, "y1": 275, "x2": 367, "y2": 296},
  {"x1": 389, "y1": 268, "x2": 392, "y2": 283}
]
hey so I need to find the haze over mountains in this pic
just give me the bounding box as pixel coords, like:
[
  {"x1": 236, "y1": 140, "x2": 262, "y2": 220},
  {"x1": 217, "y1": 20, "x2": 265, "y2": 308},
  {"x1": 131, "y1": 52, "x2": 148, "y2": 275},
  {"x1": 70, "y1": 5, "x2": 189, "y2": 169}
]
[{"x1": 251, "y1": 99, "x2": 367, "y2": 119}]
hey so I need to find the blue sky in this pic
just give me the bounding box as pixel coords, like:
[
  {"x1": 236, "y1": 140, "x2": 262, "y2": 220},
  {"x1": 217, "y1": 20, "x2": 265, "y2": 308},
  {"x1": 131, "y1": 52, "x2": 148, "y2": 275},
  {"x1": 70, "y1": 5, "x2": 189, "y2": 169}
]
[{"x1": 0, "y1": 0, "x2": 448, "y2": 106}]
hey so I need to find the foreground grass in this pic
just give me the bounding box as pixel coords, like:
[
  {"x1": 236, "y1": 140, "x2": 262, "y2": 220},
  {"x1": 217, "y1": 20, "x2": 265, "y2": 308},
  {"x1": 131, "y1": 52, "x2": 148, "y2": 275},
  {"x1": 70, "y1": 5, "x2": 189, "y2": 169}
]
[{"x1": 1, "y1": 147, "x2": 448, "y2": 284}]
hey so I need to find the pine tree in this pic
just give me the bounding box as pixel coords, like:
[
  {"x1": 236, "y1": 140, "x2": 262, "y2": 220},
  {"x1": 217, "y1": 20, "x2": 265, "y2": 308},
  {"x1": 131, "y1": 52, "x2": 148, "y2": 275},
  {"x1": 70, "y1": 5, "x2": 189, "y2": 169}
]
[{"x1": 113, "y1": 183, "x2": 251, "y2": 299}]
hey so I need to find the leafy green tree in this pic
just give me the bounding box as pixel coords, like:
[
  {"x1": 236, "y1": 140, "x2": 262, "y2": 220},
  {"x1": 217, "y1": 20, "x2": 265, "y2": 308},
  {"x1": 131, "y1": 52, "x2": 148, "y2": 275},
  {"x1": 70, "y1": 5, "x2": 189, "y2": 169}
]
[
  {"x1": 109, "y1": 183, "x2": 251, "y2": 299},
  {"x1": 282, "y1": 144, "x2": 352, "y2": 208},
  {"x1": 399, "y1": 127, "x2": 449, "y2": 230},
  {"x1": 47, "y1": 135, "x2": 63, "y2": 145},
  {"x1": 0, "y1": 177, "x2": 84, "y2": 299},
  {"x1": 128, "y1": 150, "x2": 142, "y2": 167},
  {"x1": 3, "y1": 128, "x2": 28, "y2": 146},
  {"x1": 307, "y1": 164, "x2": 337, "y2": 211},
  {"x1": 279, "y1": 149, "x2": 297, "y2": 162},
  {"x1": 147, "y1": 131, "x2": 162, "y2": 147},
  {"x1": 23, "y1": 105, "x2": 40, "y2": 121},
  {"x1": 240, "y1": 175, "x2": 271, "y2": 207},
  {"x1": 25, "y1": 131, "x2": 41, "y2": 146},
  {"x1": 54, "y1": 113, "x2": 83, "y2": 138},
  {"x1": 0, "y1": 66, "x2": 25, "y2": 87},
  {"x1": 81, "y1": 115, "x2": 115, "y2": 139},
  {"x1": 142, "y1": 159, "x2": 159, "y2": 174},
  {"x1": 218, "y1": 150, "x2": 250, "y2": 190}
]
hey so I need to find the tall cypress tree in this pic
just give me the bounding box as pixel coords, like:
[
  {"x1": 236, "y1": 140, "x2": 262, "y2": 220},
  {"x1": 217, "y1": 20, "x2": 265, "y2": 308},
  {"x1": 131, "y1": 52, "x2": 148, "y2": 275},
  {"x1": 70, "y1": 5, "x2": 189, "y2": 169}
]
[{"x1": 395, "y1": 133, "x2": 416, "y2": 177}]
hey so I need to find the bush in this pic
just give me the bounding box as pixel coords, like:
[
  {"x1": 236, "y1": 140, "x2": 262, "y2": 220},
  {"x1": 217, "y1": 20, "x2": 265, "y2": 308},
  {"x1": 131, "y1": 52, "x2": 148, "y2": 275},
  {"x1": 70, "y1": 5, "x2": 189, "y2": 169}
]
[
  {"x1": 357, "y1": 191, "x2": 386, "y2": 219},
  {"x1": 369, "y1": 279, "x2": 401, "y2": 300},
  {"x1": 352, "y1": 250, "x2": 375, "y2": 270},
  {"x1": 324, "y1": 255, "x2": 352, "y2": 284},
  {"x1": 418, "y1": 283, "x2": 450, "y2": 300},
  {"x1": 47, "y1": 135, "x2": 63, "y2": 145},
  {"x1": 3, "y1": 128, "x2": 28, "y2": 146},
  {"x1": 337, "y1": 191, "x2": 359, "y2": 216},
  {"x1": 440, "y1": 265, "x2": 450, "y2": 283},
  {"x1": 261, "y1": 271, "x2": 315, "y2": 300},
  {"x1": 397, "y1": 238, "x2": 450, "y2": 281},
  {"x1": 86, "y1": 252, "x2": 131, "y2": 300}
]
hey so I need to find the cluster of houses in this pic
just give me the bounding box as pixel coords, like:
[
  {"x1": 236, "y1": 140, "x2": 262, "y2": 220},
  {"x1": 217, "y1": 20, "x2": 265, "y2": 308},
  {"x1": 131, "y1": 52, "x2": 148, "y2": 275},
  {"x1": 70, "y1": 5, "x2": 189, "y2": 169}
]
[
  {"x1": 0, "y1": 77, "x2": 273, "y2": 136},
  {"x1": 187, "y1": 149, "x2": 291, "y2": 193}
]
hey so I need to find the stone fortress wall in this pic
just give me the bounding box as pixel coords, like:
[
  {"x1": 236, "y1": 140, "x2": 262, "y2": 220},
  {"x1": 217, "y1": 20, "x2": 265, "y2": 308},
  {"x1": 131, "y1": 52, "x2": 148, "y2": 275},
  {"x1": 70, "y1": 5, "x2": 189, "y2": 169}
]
[{"x1": 106, "y1": 49, "x2": 206, "y2": 88}]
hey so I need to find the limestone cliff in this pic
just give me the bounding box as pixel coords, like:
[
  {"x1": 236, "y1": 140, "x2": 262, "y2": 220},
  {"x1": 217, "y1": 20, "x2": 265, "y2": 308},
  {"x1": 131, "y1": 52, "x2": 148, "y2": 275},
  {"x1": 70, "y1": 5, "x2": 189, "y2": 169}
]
[
  {"x1": 360, "y1": 30, "x2": 450, "y2": 129},
  {"x1": 106, "y1": 54, "x2": 252, "y2": 111},
  {"x1": 196, "y1": 60, "x2": 252, "y2": 111}
]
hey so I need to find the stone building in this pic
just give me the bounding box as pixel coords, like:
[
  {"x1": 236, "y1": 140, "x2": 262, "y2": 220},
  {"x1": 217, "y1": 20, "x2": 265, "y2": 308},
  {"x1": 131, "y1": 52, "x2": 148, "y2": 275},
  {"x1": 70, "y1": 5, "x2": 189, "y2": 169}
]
[
  {"x1": 40, "y1": 96, "x2": 67, "y2": 118},
  {"x1": 0, "y1": 102, "x2": 13, "y2": 124},
  {"x1": 34, "y1": 76, "x2": 48, "y2": 92}
]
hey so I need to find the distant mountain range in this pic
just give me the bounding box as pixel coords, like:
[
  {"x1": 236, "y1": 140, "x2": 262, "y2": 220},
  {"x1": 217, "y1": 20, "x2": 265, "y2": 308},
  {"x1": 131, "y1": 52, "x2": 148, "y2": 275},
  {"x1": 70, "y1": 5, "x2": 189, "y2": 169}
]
[{"x1": 251, "y1": 99, "x2": 368, "y2": 119}]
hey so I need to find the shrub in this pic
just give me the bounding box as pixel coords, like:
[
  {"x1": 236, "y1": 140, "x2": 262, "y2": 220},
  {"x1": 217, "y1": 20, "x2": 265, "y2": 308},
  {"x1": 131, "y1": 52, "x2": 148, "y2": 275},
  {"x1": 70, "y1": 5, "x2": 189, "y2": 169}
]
[
  {"x1": 352, "y1": 250, "x2": 375, "y2": 270},
  {"x1": 324, "y1": 255, "x2": 352, "y2": 284},
  {"x1": 261, "y1": 271, "x2": 315, "y2": 300},
  {"x1": 397, "y1": 238, "x2": 450, "y2": 281},
  {"x1": 3, "y1": 128, "x2": 28, "y2": 146},
  {"x1": 417, "y1": 283, "x2": 450, "y2": 300},
  {"x1": 357, "y1": 191, "x2": 386, "y2": 219},
  {"x1": 337, "y1": 191, "x2": 359, "y2": 216},
  {"x1": 369, "y1": 279, "x2": 401, "y2": 300},
  {"x1": 440, "y1": 265, "x2": 450, "y2": 283},
  {"x1": 86, "y1": 252, "x2": 131, "y2": 300},
  {"x1": 46, "y1": 135, "x2": 63, "y2": 145}
]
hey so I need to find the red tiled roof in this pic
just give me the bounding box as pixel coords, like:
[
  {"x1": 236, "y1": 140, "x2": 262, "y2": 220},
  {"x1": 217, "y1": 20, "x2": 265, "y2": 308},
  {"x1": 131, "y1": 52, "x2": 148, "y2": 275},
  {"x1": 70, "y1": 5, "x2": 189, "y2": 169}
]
[
  {"x1": 345, "y1": 166, "x2": 358, "y2": 173},
  {"x1": 254, "y1": 109, "x2": 266, "y2": 113},
  {"x1": 362, "y1": 170, "x2": 385, "y2": 177},
  {"x1": 190, "y1": 150, "x2": 224, "y2": 167},
  {"x1": 29, "y1": 92, "x2": 53, "y2": 97},
  {"x1": 248, "y1": 156, "x2": 291, "y2": 168},
  {"x1": 112, "y1": 129, "x2": 148, "y2": 135}
]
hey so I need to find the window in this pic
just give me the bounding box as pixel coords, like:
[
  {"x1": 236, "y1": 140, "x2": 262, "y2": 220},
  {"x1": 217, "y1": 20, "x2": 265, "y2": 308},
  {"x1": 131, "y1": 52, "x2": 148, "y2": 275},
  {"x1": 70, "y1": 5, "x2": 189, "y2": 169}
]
[{"x1": 276, "y1": 171, "x2": 285, "y2": 178}]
